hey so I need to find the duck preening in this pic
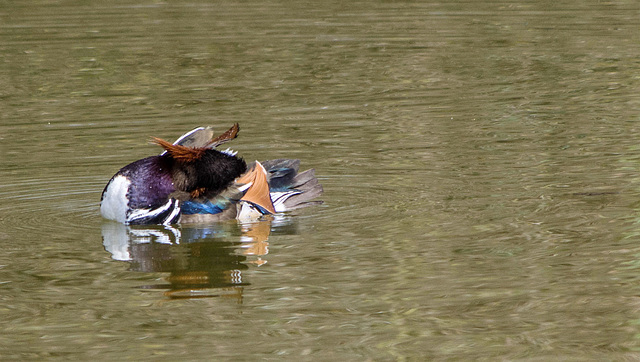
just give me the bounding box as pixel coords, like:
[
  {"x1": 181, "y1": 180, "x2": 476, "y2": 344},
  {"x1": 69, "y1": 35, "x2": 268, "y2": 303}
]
[{"x1": 100, "y1": 124, "x2": 323, "y2": 225}]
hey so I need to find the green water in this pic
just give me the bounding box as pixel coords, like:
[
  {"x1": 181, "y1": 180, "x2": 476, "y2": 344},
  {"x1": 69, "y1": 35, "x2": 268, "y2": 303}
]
[{"x1": 2, "y1": 0, "x2": 640, "y2": 359}]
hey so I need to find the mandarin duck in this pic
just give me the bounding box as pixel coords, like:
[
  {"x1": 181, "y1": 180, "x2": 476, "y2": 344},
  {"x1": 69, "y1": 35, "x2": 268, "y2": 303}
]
[{"x1": 100, "y1": 124, "x2": 322, "y2": 225}]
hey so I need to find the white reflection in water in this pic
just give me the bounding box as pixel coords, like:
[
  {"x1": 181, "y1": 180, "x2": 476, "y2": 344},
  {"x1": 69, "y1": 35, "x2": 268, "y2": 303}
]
[{"x1": 101, "y1": 219, "x2": 281, "y2": 300}]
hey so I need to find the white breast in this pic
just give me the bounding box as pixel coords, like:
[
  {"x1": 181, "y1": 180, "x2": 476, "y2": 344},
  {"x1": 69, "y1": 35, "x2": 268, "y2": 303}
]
[{"x1": 100, "y1": 175, "x2": 131, "y2": 223}]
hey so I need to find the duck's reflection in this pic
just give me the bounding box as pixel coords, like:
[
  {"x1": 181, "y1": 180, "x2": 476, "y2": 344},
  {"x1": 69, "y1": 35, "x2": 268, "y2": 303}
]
[{"x1": 102, "y1": 219, "x2": 277, "y2": 301}]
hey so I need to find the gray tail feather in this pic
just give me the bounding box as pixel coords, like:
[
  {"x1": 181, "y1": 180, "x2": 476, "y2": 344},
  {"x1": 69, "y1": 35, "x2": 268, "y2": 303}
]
[
  {"x1": 262, "y1": 159, "x2": 323, "y2": 211},
  {"x1": 291, "y1": 168, "x2": 317, "y2": 188},
  {"x1": 282, "y1": 183, "x2": 324, "y2": 210}
]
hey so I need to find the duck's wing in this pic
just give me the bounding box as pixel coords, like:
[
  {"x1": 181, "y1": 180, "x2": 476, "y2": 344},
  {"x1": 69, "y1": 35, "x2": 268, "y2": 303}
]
[
  {"x1": 234, "y1": 159, "x2": 324, "y2": 216},
  {"x1": 262, "y1": 159, "x2": 323, "y2": 212}
]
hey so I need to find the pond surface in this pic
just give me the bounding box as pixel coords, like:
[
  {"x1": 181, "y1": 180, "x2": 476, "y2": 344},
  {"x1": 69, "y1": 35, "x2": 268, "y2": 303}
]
[{"x1": 2, "y1": 0, "x2": 640, "y2": 359}]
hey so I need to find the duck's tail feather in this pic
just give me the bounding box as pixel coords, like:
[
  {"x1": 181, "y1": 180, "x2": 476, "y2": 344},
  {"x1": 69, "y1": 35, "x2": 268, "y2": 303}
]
[{"x1": 262, "y1": 159, "x2": 323, "y2": 212}]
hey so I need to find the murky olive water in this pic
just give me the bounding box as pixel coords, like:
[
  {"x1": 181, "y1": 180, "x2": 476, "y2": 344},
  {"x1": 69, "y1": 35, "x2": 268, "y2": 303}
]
[{"x1": 2, "y1": 0, "x2": 640, "y2": 359}]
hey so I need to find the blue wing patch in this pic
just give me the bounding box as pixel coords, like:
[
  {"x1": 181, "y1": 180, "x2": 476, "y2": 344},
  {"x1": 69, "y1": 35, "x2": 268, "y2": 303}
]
[{"x1": 181, "y1": 200, "x2": 225, "y2": 215}]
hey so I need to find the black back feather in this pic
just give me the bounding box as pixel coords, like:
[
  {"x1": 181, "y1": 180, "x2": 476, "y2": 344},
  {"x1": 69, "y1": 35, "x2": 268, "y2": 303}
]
[{"x1": 169, "y1": 150, "x2": 247, "y2": 196}]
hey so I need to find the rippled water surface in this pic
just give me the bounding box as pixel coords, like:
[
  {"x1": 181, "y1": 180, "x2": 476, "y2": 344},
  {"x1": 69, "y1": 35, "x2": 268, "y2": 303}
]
[{"x1": 2, "y1": 0, "x2": 640, "y2": 359}]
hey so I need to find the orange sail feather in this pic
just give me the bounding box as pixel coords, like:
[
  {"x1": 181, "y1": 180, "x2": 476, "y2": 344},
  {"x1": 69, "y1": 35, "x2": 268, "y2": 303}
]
[{"x1": 237, "y1": 162, "x2": 276, "y2": 214}]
